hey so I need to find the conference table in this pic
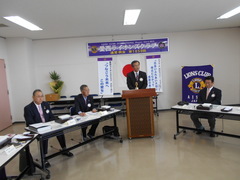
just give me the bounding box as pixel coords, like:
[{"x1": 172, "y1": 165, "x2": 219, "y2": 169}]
[
  {"x1": 0, "y1": 135, "x2": 37, "y2": 180},
  {"x1": 171, "y1": 103, "x2": 240, "y2": 139},
  {"x1": 25, "y1": 109, "x2": 122, "y2": 179},
  {"x1": 48, "y1": 94, "x2": 159, "y2": 116}
]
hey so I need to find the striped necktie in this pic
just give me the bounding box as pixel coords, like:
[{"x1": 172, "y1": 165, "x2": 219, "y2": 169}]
[
  {"x1": 38, "y1": 105, "x2": 45, "y2": 123},
  {"x1": 135, "y1": 72, "x2": 139, "y2": 81},
  {"x1": 206, "y1": 88, "x2": 210, "y2": 100}
]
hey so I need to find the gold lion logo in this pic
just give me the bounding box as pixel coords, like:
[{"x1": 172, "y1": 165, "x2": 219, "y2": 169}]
[
  {"x1": 90, "y1": 46, "x2": 98, "y2": 53},
  {"x1": 188, "y1": 78, "x2": 205, "y2": 94}
]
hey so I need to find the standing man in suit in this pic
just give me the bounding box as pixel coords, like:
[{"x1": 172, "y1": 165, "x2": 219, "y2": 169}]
[
  {"x1": 191, "y1": 76, "x2": 222, "y2": 137},
  {"x1": 74, "y1": 85, "x2": 99, "y2": 141},
  {"x1": 24, "y1": 89, "x2": 73, "y2": 168},
  {"x1": 127, "y1": 60, "x2": 148, "y2": 90}
]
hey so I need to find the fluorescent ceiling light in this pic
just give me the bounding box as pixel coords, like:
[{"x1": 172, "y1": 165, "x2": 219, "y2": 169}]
[
  {"x1": 217, "y1": 6, "x2": 240, "y2": 19},
  {"x1": 124, "y1": 9, "x2": 141, "y2": 25},
  {"x1": 3, "y1": 16, "x2": 42, "y2": 31}
]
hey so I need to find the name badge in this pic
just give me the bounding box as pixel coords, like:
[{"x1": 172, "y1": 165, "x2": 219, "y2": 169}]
[
  {"x1": 139, "y1": 78, "x2": 143, "y2": 82},
  {"x1": 211, "y1": 94, "x2": 215, "y2": 98},
  {"x1": 5, "y1": 145, "x2": 16, "y2": 155},
  {"x1": 87, "y1": 103, "x2": 91, "y2": 107},
  {"x1": 46, "y1": 109, "x2": 50, "y2": 114},
  {"x1": 67, "y1": 119, "x2": 76, "y2": 126}
]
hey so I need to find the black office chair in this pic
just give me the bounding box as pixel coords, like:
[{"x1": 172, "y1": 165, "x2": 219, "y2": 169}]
[
  {"x1": 69, "y1": 106, "x2": 84, "y2": 143},
  {"x1": 106, "y1": 93, "x2": 125, "y2": 116},
  {"x1": 89, "y1": 94, "x2": 100, "y2": 108},
  {"x1": 69, "y1": 106, "x2": 76, "y2": 115},
  {"x1": 51, "y1": 96, "x2": 68, "y2": 112},
  {"x1": 50, "y1": 106, "x2": 66, "y2": 110},
  {"x1": 110, "y1": 93, "x2": 122, "y2": 109},
  {"x1": 20, "y1": 121, "x2": 45, "y2": 179},
  {"x1": 90, "y1": 94, "x2": 98, "y2": 97},
  {"x1": 70, "y1": 95, "x2": 77, "y2": 98}
]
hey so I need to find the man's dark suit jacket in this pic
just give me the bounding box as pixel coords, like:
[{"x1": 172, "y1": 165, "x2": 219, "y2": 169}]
[
  {"x1": 127, "y1": 71, "x2": 148, "y2": 90},
  {"x1": 74, "y1": 94, "x2": 94, "y2": 114},
  {"x1": 198, "y1": 87, "x2": 222, "y2": 105},
  {"x1": 24, "y1": 101, "x2": 66, "y2": 154},
  {"x1": 24, "y1": 101, "x2": 54, "y2": 126}
]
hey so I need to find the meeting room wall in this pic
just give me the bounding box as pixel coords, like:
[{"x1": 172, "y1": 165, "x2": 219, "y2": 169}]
[
  {"x1": 5, "y1": 38, "x2": 34, "y2": 123},
  {"x1": 32, "y1": 28, "x2": 240, "y2": 107},
  {"x1": 0, "y1": 37, "x2": 14, "y2": 122},
  {"x1": 3, "y1": 27, "x2": 240, "y2": 122}
]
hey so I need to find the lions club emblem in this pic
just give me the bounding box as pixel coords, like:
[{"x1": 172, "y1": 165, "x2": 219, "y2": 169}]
[
  {"x1": 90, "y1": 46, "x2": 98, "y2": 53},
  {"x1": 188, "y1": 78, "x2": 205, "y2": 94}
]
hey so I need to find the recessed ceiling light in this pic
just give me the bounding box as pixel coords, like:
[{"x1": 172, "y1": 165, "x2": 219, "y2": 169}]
[
  {"x1": 3, "y1": 16, "x2": 42, "y2": 31},
  {"x1": 217, "y1": 6, "x2": 240, "y2": 19},
  {"x1": 124, "y1": 9, "x2": 141, "y2": 25}
]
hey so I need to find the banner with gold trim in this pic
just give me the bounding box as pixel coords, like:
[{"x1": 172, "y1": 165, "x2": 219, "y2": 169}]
[
  {"x1": 182, "y1": 65, "x2": 213, "y2": 103},
  {"x1": 88, "y1": 38, "x2": 168, "y2": 56}
]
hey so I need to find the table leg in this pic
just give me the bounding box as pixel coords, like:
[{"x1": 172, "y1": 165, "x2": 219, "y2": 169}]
[
  {"x1": 38, "y1": 137, "x2": 51, "y2": 179},
  {"x1": 173, "y1": 110, "x2": 186, "y2": 139},
  {"x1": 113, "y1": 114, "x2": 117, "y2": 127},
  {"x1": 176, "y1": 110, "x2": 179, "y2": 134},
  {"x1": 0, "y1": 167, "x2": 7, "y2": 180}
]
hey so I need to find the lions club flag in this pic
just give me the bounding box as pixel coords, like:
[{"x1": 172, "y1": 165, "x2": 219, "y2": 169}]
[{"x1": 182, "y1": 65, "x2": 213, "y2": 103}]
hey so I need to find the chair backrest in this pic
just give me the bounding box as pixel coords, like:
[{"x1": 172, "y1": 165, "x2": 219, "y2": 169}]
[
  {"x1": 60, "y1": 96, "x2": 67, "y2": 98},
  {"x1": 113, "y1": 93, "x2": 121, "y2": 95},
  {"x1": 69, "y1": 106, "x2": 76, "y2": 115},
  {"x1": 90, "y1": 94, "x2": 98, "y2": 97},
  {"x1": 70, "y1": 95, "x2": 77, "y2": 98}
]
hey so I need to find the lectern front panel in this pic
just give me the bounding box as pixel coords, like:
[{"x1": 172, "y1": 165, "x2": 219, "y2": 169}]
[{"x1": 127, "y1": 97, "x2": 154, "y2": 137}]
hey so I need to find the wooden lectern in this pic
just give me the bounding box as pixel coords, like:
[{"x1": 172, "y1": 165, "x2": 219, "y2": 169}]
[{"x1": 122, "y1": 88, "x2": 157, "y2": 139}]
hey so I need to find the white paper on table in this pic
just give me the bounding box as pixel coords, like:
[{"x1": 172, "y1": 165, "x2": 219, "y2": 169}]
[
  {"x1": 5, "y1": 145, "x2": 16, "y2": 155},
  {"x1": 29, "y1": 122, "x2": 51, "y2": 129},
  {"x1": 86, "y1": 111, "x2": 98, "y2": 116},
  {"x1": 101, "y1": 105, "x2": 111, "y2": 109},
  {"x1": 58, "y1": 114, "x2": 71, "y2": 120},
  {"x1": 12, "y1": 135, "x2": 31, "y2": 140},
  {"x1": 222, "y1": 107, "x2": 233, "y2": 111},
  {"x1": 202, "y1": 103, "x2": 212, "y2": 107}
]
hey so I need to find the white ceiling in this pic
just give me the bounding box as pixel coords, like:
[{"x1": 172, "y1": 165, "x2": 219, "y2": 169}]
[{"x1": 0, "y1": 0, "x2": 239, "y2": 40}]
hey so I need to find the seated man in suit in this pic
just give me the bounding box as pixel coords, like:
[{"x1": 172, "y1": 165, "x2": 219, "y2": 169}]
[
  {"x1": 127, "y1": 60, "x2": 148, "y2": 90},
  {"x1": 24, "y1": 89, "x2": 73, "y2": 167},
  {"x1": 191, "y1": 76, "x2": 222, "y2": 137},
  {"x1": 74, "y1": 85, "x2": 99, "y2": 141}
]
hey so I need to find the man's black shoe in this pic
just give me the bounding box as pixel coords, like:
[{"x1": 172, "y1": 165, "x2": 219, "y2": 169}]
[
  {"x1": 209, "y1": 132, "x2": 216, "y2": 137},
  {"x1": 196, "y1": 128, "x2": 205, "y2": 134},
  {"x1": 87, "y1": 134, "x2": 94, "y2": 139},
  {"x1": 62, "y1": 151, "x2": 74, "y2": 157},
  {"x1": 45, "y1": 161, "x2": 51, "y2": 168}
]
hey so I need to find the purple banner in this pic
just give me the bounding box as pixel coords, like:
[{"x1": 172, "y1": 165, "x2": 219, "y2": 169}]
[
  {"x1": 146, "y1": 55, "x2": 161, "y2": 59},
  {"x1": 182, "y1": 65, "x2": 213, "y2": 103},
  {"x1": 88, "y1": 38, "x2": 168, "y2": 56},
  {"x1": 97, "y1": 58, "x2": 112, "y2": 61}
]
